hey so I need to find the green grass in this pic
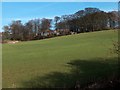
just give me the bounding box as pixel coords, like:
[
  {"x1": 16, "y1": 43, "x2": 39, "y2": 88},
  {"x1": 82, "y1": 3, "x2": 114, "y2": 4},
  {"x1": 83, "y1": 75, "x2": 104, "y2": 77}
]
[{"x1": 2, "y1": 30, "x2": 118, "y2": 88}]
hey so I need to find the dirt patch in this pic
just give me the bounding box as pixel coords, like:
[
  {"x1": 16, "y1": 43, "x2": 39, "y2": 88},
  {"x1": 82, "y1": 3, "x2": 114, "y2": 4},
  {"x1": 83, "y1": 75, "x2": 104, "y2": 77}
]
[{"x1": 7, "y1": 41, "x2": 19, "y2": 44}]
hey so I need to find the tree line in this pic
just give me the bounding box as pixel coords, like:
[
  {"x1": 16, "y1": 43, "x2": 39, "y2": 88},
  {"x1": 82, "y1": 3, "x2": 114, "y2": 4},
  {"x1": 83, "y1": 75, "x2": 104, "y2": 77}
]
[{"x1": 2, "y1": 7, "x2": 120, "y2": 41}]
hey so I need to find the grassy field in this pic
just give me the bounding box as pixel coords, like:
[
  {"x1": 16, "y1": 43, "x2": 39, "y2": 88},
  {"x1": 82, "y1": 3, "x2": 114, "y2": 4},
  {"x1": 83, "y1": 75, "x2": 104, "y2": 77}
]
[{"x1": 2, "y1": 30, "x2": 118, "y2": 88}]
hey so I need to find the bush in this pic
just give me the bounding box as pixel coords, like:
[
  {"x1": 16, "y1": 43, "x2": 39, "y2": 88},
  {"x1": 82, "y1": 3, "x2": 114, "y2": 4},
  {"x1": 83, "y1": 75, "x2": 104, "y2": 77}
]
[{"x1": 113, "y1": 42, "x2": 120, "y2": 55}]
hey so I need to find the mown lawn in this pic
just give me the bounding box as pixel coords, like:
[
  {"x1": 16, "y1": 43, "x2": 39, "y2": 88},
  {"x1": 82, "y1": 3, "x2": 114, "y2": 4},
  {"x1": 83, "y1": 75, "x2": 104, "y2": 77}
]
[{"x1": 2, "y1": 30, "x2": 118, "y2": 88}]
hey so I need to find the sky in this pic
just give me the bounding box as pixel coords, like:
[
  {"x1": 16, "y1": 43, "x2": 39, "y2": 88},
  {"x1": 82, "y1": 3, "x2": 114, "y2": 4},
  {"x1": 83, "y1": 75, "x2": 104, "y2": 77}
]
[
  {"x1": 1, "y1": 2, "x2": 119, "y2": 31},
  {"x1": 1, "y1": 0, "x2": 119, "y2": 2}
]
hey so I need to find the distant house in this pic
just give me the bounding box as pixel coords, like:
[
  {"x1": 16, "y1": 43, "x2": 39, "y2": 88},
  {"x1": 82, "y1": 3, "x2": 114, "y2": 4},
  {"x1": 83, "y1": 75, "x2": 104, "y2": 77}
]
[
  {"x1": 37, "y1": 29, "x2": 71, "y2": 39},
  {"x1": 35, "y1": 30, "x2": 55, "y2": 39},
  {"x1": 40, "y1": 30, "x2": 54, "y2": 37},
  {"x1": 53, "y1": 30, "x2": 60, "y2": 36},
  {"x1": 57, "y1": 29, "x2": 70, "y2": 35}
]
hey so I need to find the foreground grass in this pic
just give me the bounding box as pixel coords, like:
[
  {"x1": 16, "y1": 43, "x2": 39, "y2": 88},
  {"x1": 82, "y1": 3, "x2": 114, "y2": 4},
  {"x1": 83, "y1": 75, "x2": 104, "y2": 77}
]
[{"x1": 2, "y1": 30, "x2": 118, "y2": 88}]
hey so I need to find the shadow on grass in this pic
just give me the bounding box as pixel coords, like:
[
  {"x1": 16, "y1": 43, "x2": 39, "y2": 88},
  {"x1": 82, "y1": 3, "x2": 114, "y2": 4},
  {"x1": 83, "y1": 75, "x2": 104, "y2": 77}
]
[{"x1": 21, "y1": 57, "x2": 119, "y2": 88}]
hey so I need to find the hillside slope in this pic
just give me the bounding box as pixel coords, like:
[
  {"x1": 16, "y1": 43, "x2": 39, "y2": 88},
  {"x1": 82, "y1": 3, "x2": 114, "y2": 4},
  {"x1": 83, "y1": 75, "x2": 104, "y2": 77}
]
[{"x1": 2, "y1": 30, "x2": 118, "y2": 88}]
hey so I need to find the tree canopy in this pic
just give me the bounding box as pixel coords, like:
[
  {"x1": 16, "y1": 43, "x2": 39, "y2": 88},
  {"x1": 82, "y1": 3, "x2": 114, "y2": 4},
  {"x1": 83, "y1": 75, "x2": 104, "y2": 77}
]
[{"x1": 2, "y1": 7, "x2": 119, "y2": 41}]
